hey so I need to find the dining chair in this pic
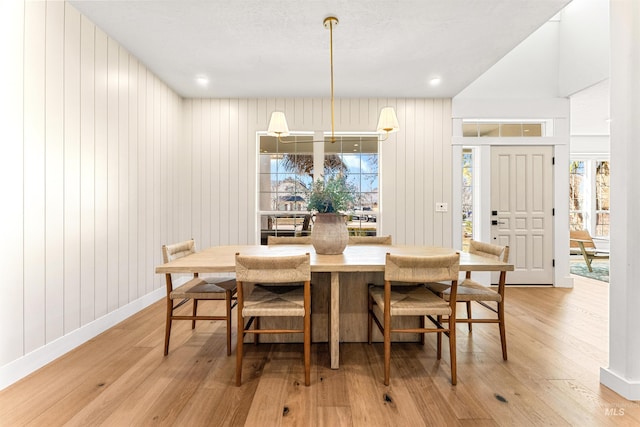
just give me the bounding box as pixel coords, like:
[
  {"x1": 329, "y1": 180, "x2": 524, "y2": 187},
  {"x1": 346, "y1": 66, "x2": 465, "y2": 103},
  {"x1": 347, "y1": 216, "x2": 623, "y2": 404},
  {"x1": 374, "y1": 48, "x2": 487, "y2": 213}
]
[
  {"x1": 162, "y1": 239, "x2": 237, "y2": 356},
  {"x1": 368, "y1": 252, "x2": 460, "y2": 386},
  {"x1": 348, "y1": 235, "x2": 392, "y2": 245},
  {"x1": 426, "y1": 240, "x2": 510, "y2": 360},
  {"x1": 234, "y1": 252, "x2": 312, "y2": 386},
  {"x1": 267, "y1": 235, "x2": 312, "y2": 245}
]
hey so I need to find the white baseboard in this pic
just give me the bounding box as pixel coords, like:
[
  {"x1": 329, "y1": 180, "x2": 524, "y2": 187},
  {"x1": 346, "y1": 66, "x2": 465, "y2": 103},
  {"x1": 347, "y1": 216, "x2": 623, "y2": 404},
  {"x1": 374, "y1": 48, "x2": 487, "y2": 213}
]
[
  {"x1": 0, "y1": 288, "x2": 164, "y2": 391},
  {"x1": 555, "y1": 275, "x2": 575, "y2": 288},
  {"x1": 600, "y1": 367, "x2": 640, "y2": 401}
]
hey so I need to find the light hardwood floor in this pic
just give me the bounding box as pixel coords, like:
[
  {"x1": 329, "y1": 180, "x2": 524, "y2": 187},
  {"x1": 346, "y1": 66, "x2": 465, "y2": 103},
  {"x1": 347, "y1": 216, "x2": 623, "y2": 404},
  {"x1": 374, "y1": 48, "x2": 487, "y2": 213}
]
[{"x1": 1, "y1": 274, "x2": 638, "y2": 426}]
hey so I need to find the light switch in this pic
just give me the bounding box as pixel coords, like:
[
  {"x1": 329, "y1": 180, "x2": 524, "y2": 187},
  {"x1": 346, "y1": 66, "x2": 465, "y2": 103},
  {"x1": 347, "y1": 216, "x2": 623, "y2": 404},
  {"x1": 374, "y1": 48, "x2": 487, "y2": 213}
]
[{"x1": 435, "y1": 202, "x2": 448, "y2": 212}]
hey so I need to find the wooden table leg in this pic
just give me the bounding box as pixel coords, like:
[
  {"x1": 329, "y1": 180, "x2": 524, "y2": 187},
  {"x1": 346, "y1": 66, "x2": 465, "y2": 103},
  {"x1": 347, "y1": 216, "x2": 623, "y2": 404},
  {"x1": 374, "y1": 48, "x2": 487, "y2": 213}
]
[{"x1": 330, "y1": 271, "x2": 340, "y2": 369}]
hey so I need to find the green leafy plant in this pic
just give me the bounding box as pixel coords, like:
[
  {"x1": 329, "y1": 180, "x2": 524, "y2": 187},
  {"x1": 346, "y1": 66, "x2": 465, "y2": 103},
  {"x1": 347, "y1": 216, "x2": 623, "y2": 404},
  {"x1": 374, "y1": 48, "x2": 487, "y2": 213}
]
[{"x1": 307, "y1": 176, "x2": 355, "y2": 214}]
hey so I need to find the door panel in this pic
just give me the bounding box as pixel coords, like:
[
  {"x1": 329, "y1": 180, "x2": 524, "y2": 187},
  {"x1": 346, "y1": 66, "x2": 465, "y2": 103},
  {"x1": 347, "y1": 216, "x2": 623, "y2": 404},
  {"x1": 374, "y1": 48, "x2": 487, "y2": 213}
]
[{"x1": 491, "y1": 146, "x2": 554, "y2": 284}]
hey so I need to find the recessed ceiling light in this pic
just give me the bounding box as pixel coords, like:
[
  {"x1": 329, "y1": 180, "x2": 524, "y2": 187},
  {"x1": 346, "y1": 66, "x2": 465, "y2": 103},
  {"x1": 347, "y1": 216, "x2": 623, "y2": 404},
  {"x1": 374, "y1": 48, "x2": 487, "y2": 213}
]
[
  {"x1": 429, "y1": 77, "x2": 441, "y2": 86},
  {"x1": 196, "y1": 75, "x2": 209, "y2": 86}
]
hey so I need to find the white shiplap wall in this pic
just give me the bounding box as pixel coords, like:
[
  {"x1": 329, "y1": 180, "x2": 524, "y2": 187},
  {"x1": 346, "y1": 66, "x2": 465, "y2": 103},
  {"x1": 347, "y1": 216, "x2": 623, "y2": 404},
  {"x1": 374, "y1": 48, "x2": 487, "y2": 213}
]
[
  {"x1": 0, "y1": 0, "x2": 182, "y2": 381},
  {"x1": 182, "y1": 97, "x2": 453, "y2": 248}
]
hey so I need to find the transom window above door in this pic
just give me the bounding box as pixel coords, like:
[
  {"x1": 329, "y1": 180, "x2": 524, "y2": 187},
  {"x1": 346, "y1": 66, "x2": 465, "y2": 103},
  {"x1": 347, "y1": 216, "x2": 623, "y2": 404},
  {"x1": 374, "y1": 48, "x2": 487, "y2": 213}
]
[{"x1": 462, "y1": 120, "x2": 552, "y2": 137}]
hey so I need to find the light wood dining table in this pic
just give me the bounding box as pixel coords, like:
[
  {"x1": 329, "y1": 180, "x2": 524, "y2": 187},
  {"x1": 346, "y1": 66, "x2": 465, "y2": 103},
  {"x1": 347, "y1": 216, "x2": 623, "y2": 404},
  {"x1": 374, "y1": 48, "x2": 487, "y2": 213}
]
[{"x1": 156, "y1": 244, "x2": 514, "y2": 369}]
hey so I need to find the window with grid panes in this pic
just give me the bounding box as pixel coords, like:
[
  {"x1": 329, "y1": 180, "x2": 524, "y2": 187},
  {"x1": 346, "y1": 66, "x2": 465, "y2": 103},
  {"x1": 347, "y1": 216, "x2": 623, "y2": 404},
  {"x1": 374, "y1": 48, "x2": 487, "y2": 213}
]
[
  {"x1": 462, "y1": 149, "x2": 473, "y2": 251},
  {"x1": 569, "y1": 159, "x2": 610, "y2": 238},
  {"x1": 258, "y1": 133, "x2": 380, "y2": 242},
  {"x1": 324, "y1": 136, "x2": 379, "y2": 233}
]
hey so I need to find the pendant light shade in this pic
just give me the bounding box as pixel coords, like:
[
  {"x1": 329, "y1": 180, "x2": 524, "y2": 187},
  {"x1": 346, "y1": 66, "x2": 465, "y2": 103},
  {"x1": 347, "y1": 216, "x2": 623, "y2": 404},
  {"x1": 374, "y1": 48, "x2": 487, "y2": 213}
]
[
  {"x1": 377, "y1": 107, "x2": 399, "y2": 136},
  {"x1": 267, "y1": 111, "x2": 290, "y2": 138}
]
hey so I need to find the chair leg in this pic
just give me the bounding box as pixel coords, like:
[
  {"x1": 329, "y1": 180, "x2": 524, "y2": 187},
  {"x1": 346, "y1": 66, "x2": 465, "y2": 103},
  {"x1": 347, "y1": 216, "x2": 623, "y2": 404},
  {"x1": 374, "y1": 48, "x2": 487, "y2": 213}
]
[
  {"x1": 164, "y1": 299, "x2": 173, "y2": 356},
  {"x1": 367, "y1": 294, "x2": 373, "y2": 344},
  {"x1": 449, "y1": 316, "x2": 457, "y2": 385},
  {"x1": 466, "y1": 301, "x2": 473, "y2": 332},
  {"x1": 236, "y1": 313, "x2": 244, "y2": 386},
  {"x1": 436, "y1": 315, "x2": 442, "y2": 359},
  {"x1": 383, "y1": 320, "x2": 391, "y2": 386},
  {"x1": 191, "y1": 299, "x2": 198, "y2": 329},
  {"x1": 420, "y1": 316, "x2": 425, "y2": 345},
  {"x1": 383, "y1": 301, "x2": 391, "y2": 386},
  {"x1": 226, "y1": 290, "x2": 232, "y2": 356},
  {"x1": 304, "y1": 311, "x2": 311, "y2": 386},
  {"x1": 498, "y1": 301, "x2": 508, "y2": 360}
]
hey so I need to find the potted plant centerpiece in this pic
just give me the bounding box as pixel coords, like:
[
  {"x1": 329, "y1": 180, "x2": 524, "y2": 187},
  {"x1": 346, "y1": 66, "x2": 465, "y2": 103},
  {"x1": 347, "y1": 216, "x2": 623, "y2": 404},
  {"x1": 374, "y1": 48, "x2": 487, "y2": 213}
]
[{"x1": 307, "y1": 176, "x2": 355, "y2": 254}]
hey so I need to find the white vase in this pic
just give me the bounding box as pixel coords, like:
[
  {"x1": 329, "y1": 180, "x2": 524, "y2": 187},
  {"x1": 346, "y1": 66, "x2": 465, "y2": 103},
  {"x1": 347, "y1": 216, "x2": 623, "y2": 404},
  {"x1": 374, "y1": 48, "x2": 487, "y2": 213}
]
[{"x1": 311, "y1": 213, "x2": 349, "y2": 254}]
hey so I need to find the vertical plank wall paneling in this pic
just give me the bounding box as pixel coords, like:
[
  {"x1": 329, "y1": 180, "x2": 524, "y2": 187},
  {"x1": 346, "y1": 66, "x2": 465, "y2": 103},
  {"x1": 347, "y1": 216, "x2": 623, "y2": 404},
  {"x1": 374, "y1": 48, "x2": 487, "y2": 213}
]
[
  {"x1": 106, "y1": 36, "x2": 119, "y2": 313},
  {"x1": 412, "y1": 100, "x2": 426, "y2": 244},
  {"x1": 201, "y1": 100, "x2": 212, "y2": 249},
  {"x1": 1, "y1": 0, "x2": 182, "y2": 371},
  {"x1": 80, "y1": 14, "x2": 96, "y2": 326},
  {"x1": 190, "y1": 99, "x2": 202, "y2": 246},
  {"x1": 183, "y1": 97, "x2": 452, "y2": 246},
  {"x1": 45, "y1": 0, "x2": 65, "y2": 343},
  {"x1": 128, "y1": 56, "x2": 139, "y2": 302},
  {"x1": 118, "y1": 45, "x2": 130, "y2": 308},
  {"x1": 393, "y1": 100, "x2": 407, "y2": 243},
  {"x1": 94, "y1": 26, "x2": 109, "y2": 319},
  {"x1": 404, "y1": 100, "x2": 417, "y2": 244},
  {"x1": 1, "y1": 0, "x2": 26, "y2": 364},
  {"x1": 64, "y1": 4, "x2": 82, "y2": 333},
  {"x1": 23, "y1": 0, "x2": 46, "y2": 354},
  {"x1": 219, "y1": 100, "x2": 232, "y2": 244}
]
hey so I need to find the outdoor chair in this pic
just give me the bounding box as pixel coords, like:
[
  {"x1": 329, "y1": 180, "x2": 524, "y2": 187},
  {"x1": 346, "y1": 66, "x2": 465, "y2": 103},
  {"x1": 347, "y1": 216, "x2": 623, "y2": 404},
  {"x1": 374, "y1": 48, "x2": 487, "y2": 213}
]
[{"x1": 570, "y1": 229, "x2": 610, "y2": 272}]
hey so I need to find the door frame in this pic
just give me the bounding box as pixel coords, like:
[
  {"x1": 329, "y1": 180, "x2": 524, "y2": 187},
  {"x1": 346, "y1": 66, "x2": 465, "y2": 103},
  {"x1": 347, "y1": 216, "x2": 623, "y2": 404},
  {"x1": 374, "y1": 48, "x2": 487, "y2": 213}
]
[{"x1": 452, "y1": 140, "x2": 573, "y2": 288}]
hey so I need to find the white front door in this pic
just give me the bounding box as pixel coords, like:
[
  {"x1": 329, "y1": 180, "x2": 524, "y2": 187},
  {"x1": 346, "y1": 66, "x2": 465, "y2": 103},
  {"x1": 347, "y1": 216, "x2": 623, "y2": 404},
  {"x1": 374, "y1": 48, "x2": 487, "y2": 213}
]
[{"x1": 491, "y1": 146, "x2": 554, "y2": 284}]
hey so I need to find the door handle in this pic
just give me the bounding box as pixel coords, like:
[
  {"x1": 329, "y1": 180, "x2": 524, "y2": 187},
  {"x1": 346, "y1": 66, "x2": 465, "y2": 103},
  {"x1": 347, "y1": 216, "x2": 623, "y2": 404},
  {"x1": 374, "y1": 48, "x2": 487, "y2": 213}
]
[{"x1": 491, "y1": 220, "x2": 506, "y2": 225}]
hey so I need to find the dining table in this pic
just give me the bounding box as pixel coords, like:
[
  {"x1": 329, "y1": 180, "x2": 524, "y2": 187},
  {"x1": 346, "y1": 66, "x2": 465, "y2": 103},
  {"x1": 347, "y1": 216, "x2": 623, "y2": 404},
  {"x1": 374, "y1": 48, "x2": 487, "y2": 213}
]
[{"x1": 156, "y1": 244, "x2": 514, "y2": 369}]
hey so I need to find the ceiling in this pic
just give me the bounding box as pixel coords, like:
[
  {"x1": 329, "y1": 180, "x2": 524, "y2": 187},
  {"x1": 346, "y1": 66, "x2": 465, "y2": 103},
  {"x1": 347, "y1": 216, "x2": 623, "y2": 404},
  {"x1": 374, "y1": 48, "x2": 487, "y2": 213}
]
[{"x1": 69, "y1": 0, "x2": 571, "y2": 99}]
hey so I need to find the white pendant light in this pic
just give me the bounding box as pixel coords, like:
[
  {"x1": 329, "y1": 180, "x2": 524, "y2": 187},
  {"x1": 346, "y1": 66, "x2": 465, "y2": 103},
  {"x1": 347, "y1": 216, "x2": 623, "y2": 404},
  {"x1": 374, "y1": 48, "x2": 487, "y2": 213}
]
[
  {"x1": 376, "y1": 107, "x2": 400, "y2": 141},
  {"x1": 267, "y1": 111, "x2": 290, "y2": 138}
]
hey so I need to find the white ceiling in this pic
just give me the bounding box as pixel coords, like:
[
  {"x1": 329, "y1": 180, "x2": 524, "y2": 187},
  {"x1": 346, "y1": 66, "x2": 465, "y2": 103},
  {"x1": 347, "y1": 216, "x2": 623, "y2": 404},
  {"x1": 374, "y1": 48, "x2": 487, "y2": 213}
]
[{"x1": 69, "y1": 0, "x2": 571, "y2": 99}]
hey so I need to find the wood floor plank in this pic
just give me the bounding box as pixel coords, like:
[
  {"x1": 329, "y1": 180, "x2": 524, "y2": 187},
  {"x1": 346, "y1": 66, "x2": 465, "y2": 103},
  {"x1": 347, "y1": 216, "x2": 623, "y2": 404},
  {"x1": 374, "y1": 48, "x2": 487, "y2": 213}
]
[
  {"x1": 389, "y1": 344, "x2": 464, "y2": 426},
  {"x1": 27, "y1": 346, "x2": 153, "y2": 426},
  {"x1": 340, "y1": 343, "x2": 396, "y2": 426},
  {"x1": 242, "y1": 345, "x2": 297, "y2": 425}
]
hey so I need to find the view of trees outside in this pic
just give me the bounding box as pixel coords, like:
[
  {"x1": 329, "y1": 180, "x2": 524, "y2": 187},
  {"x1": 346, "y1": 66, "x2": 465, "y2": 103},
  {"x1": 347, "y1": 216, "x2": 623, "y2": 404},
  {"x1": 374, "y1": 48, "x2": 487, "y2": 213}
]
[
  {"x1": 462, "y1": 149, "x2": 473, "y2": 251},
  {"x1": 258, "y1": 135, "x2": 379, "y2": 239},
  {"x1": 324, "y1": 137, "x2": 378, "y2": 215},
  {"x1": 259, "y1": 137, "x2": 314, "y2": 212},
  {"x1": 595, "y1": 161, "x2": 610, "y2": 236},
  {"x1": 569, "y1": 160, "x2": 610, "y2": 237},
  {"x1": 259, "y1": 136, "x2": 377, "y2": 212},
  {"x1": 569, "y1": 161, "x2": 586, "y2": 230}
]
